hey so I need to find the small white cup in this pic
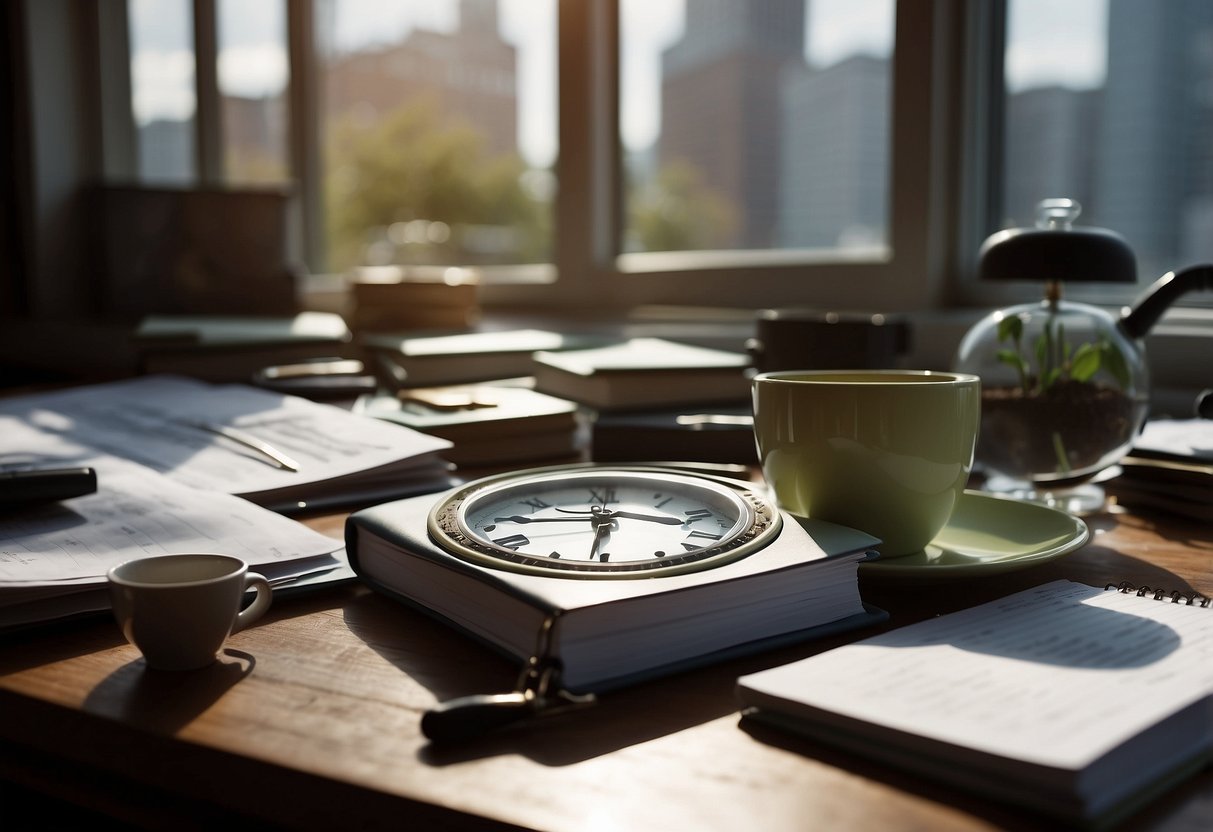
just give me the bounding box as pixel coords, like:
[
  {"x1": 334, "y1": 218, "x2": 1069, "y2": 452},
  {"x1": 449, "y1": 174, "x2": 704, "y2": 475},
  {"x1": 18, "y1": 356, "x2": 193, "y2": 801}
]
[{"x1": 107, "y1": 554, "x2": 272, "y2": 671}]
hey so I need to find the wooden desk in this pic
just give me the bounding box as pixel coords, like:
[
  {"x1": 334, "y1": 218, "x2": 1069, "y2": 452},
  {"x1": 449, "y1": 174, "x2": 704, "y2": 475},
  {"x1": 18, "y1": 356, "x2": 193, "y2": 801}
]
[{"x1": 1, "y1": 505, "x2": 1210, "y2": 831}]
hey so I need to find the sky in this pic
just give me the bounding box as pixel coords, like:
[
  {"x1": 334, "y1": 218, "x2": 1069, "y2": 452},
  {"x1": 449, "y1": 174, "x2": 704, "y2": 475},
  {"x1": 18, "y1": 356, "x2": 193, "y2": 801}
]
[{"x1": 129, "y1": 0, "x2": 1109, "y2": 168}]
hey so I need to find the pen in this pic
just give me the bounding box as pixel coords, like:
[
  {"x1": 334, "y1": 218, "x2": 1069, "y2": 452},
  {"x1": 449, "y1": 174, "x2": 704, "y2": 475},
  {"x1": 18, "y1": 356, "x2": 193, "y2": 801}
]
[
  {"x1": 0, "y1": 467, "x2": 98, "y2": 506},
  {"x1": 181, "y1": 421, "x2": 301, "y2": 472}
]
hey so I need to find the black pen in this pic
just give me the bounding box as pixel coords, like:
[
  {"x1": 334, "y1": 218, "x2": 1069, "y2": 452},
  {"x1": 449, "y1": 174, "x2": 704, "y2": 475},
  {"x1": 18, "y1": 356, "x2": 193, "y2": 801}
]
[{"x1": 0, "y1": 467, "x2": 98, "y2": 507}]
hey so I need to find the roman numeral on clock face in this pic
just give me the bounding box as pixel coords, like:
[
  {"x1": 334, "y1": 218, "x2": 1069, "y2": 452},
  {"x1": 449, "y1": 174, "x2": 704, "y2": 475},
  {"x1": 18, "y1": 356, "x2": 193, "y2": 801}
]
[
  {"x1": 492, "y1": 533, "x2": 530, "y2": 550},
  {"x1": 521, "y1": 498, "x2": 551, "y2": 511},
  {"x1": 588, "y1": 488, "x2": 616, "y2": 505}
]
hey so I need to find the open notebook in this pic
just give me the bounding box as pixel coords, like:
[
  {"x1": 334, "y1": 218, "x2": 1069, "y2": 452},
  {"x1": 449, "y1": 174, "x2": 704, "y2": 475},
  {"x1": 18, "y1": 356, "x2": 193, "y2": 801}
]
[{"x1": 736, "y1": 580, "x2": 1213, "y2": 828}]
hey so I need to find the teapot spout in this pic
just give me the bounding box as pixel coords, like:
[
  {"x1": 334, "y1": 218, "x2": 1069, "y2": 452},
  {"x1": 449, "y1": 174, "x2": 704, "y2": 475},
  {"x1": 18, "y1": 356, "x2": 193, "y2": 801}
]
[{"x1": 1119, "y1": 264, "x2": 1213, "y2": 340}]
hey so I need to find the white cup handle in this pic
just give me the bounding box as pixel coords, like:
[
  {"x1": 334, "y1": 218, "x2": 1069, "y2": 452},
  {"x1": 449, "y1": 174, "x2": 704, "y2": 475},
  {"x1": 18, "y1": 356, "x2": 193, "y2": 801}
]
[{"x1": 232, "y1": 572, "x2": 272, "y2": 634}]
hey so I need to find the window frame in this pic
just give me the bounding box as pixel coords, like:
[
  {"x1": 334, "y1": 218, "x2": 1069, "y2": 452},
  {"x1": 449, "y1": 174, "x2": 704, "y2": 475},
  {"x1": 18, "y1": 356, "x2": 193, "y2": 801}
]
[
  {"x1": 118, "y1": 0, "x2": 984, "y2": 314},
  {"x1": 482, "y1": 0, "x2": 970, "y2": 313}
]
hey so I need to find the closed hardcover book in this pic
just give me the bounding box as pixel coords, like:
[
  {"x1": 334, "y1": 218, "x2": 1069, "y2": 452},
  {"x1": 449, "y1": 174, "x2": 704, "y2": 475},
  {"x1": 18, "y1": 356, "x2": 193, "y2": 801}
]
[
  {"x1": 363, "y1": 329, "x2": 602, "y2": 387},
  {"x1": 346, "y1": 492, "x2": 884, "y2": 692},
  {"x1": 736, "y1": 580, "x2": 1213, "y2": 828},
  {"x1": 134, "y1": 312, "x2": 354, "y2": 382},
  {"x1": 592, "y1": 405, "x2": 758, "y2": 464},
  {"x1": 354, "y1": 382, "x2": 585, "y2": 467},
  {"x1": 532, "y1": 338, "x2": 752, "y2": 411},
  {"x1": 1106, "y1": 420, "x2": 1213, "y2": 521},
  {"x1": 351, "y1": 278, "x2": 478, "y2": 308}
]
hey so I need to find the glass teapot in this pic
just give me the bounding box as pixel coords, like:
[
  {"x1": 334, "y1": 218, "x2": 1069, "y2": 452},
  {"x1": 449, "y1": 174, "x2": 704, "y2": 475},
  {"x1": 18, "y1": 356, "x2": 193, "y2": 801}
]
[{"x1": 954, "y1": 198, "x2": 1213, "y2": 509}]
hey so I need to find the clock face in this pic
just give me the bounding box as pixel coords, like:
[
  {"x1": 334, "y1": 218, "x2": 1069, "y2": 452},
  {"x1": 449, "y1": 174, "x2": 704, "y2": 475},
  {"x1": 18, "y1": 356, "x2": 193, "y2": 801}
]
[{"x1": 427, "y1": 465, "x2": 781, "y2": 578}]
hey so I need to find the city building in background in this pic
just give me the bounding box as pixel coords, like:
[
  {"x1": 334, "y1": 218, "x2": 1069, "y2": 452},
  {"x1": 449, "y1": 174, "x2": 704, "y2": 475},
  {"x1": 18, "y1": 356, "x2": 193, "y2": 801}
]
[
  {"x1": 124, "y1": 0, "x2": 1209, "y2": 283},
  {"x1": 320, "y1": 0, "x2": 517, "y2": 159},
  {"x1": 657, "y1": 0, "x2": 808, "y2": 250},
  {"x1": 1002, "y1": 0, "x2": 1213, "y2": 281},
  {"x1": 779, "y1": 54, "x2": 890, "y2": 250}
]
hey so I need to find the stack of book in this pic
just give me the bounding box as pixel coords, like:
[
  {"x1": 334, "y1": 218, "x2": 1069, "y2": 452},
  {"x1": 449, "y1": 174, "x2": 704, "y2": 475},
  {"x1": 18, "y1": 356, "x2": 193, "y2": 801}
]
[
  {"x1": 346, "y1": 266, "x2": 479, "y2": 332},
  {"x1": 1105, "y1": 418, "x2": 1212, "y2": 521},
  {"x1": 361, "y1": 328, "x2": 600, "y2": 388},
  {"x1": 133, "y1": 312, "x2": 355, "y2": 383},
  {"x1": 591, "y1": 405, "x2": 757, "y2": 464},
  {"x1": 354, "y1": 379, "x2": 585, "y2": 468},
  {"x1": 531, "y1": 337, "x2": 752, "y2": 412}
]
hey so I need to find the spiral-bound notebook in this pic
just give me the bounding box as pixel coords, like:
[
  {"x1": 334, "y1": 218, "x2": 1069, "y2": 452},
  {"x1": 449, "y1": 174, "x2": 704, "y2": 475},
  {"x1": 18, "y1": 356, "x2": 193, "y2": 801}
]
[{"x1": 736, "y1": 580, "x2": 1213, "y2": 828}]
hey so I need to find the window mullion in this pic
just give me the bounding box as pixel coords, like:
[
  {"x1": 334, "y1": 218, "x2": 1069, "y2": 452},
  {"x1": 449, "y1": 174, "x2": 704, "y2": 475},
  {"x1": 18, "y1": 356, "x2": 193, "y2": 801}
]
[
  {"x1": 289, "y1": 0, "x2": 322, "y2": 273},
  {"x1": 193, "y1": 0, "x2": 222, "y2": 185},
  {"x1": 552, "y1": 0, "x2": 615, "y2": 305},
  {"x1": 95, "y1": 0, "x2": 137, "y2": 181}
]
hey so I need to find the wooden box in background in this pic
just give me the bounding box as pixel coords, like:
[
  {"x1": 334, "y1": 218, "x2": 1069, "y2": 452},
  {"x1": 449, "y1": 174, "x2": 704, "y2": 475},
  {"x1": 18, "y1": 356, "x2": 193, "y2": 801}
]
[{"x1": 347, "y1": 266, "x2": 480, "y2": 333}]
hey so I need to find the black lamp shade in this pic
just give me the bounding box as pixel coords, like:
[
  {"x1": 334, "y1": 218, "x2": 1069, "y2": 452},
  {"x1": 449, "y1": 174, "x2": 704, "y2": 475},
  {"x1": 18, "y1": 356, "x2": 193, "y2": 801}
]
[{"x1": 978, "y1": 226, "x2": 1137, "y2": 284}]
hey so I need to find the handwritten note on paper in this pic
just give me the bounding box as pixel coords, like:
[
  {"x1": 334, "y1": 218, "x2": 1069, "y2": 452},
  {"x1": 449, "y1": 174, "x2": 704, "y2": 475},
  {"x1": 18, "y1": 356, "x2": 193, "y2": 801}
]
[
  {"x1": 740, "y1": 581, "x2": 1213, "y2": 771},
  {"x1": 0, "y1": 459, "x2": 342, "y2": 586},
  {"x1": 0, "y1": 375, "x2": 451, "y2": 501}
]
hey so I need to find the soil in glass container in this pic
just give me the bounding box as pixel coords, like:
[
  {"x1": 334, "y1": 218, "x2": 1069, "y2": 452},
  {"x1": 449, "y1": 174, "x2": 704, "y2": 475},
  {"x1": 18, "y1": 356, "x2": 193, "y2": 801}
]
[{"x1": 979, "y1": 379, "x2": 1144, "y2": 484}]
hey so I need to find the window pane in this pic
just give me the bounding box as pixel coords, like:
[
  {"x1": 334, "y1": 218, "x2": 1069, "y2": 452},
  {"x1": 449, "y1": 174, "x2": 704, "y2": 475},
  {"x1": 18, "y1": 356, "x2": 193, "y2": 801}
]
[
  {"x1": 621, "y1": 0, "x2": 894, "y2": 254},
  {"x1": 129, "y1": 0, "x2": 197, "y2": 183},
  {"x1": 217, "y1": 0, "x2": 290, "y2": 184},
  {"x1": 317, "y1": 0, "x2": 555, "y2": 273},
  {"x1": 1002, "y1": 0, "x2": 1213, "y2": 286}
]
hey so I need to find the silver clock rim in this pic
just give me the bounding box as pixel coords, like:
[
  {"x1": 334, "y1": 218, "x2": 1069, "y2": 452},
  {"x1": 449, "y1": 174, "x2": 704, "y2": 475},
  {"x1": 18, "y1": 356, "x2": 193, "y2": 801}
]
[{"x1": 426, "y1": 464, "x2": 783, "y2": 579}]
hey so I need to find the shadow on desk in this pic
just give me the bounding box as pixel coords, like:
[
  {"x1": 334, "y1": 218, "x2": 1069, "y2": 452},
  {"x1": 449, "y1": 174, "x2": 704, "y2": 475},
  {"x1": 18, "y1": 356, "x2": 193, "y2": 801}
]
[
  {"x1": 736, "y1": 716, "x2": 1213, "y2": 832},
  {"x1": 340, "y1": 588, "x2": 881, "y2": 767},
  {"x1": 82, "y1": 651, "x2": 254, "y2": 734}
]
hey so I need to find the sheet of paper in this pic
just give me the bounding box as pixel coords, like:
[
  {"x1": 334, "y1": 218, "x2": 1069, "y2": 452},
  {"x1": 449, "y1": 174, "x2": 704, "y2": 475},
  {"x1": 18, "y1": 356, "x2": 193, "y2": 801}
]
[
  {"x1": 0, "y1": 375, "x2": 451, "y2": 497},
  {"x1": 1133, "y1": 418, "x2": 1213, "y2": 462},
  {"x1": 0, "y1": 457, "x2": 342, "y2": 586},
  {"x1": 740, "y1": 580, "x2": 1213, "y2": 770}
]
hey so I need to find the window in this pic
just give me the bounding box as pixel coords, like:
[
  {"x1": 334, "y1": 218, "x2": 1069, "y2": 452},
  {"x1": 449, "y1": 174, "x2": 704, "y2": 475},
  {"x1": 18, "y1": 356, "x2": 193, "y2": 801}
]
[
  {"x1": 620, "y1": 0, "x2": 895, "y2": 256},
  {"x1": 129, "y1": 0, "x2": 197, "y2": 183},
  {"x1": 316, "y1": 0, "x2": 556, "y2": 273},
  {"x1": 114, "y1": 0, "x2": 1211, "y2": 313},
  {"x1": 999, "y1": 0, "x2": 1213, "y2": 293},
  {"x1": 217, "y1": 0, "x2": 290, "y2": 184}
]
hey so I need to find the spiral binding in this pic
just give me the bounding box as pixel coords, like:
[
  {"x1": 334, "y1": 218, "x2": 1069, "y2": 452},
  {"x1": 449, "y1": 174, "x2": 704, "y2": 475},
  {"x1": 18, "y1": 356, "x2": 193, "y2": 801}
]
[{"x1": 1106, "y1": 581, "x2": 1212, "y2": 608}]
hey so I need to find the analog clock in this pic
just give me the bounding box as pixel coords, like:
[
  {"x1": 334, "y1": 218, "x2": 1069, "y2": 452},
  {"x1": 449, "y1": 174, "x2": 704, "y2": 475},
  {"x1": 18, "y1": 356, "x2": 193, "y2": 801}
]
[{"x1": 427, "y1": 464, "x2": 782, "y2": 578}]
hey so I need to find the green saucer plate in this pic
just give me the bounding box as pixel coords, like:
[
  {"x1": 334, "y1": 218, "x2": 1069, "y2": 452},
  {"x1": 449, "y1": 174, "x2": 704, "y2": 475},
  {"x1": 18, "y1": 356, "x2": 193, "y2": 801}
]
[{"x1": 858, "y1": 490, "x2": 1090, "y2": 579}]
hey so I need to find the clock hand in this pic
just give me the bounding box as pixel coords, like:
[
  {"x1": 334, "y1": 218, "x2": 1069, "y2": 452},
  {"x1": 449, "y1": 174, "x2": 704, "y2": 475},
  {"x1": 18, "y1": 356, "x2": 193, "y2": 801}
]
[
  {"x1": 588, "y1": 516, "x2": 613, "y2": 561},
  {"x1": 493, "y1": 515, "x2": 593, "y2": 524},
  {"x1": 601, "y1": 510, "x2": 684, "y2": 525},
  {"x1": 554, "y1": 507, "x2": 683, "y2": 525}
]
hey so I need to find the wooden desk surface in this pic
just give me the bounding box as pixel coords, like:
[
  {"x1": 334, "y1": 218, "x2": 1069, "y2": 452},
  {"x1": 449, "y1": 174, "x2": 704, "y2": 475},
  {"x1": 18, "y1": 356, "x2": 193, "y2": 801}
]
[{"x1": 2, "y1": 504, "x2": 1211, "y2": 831}]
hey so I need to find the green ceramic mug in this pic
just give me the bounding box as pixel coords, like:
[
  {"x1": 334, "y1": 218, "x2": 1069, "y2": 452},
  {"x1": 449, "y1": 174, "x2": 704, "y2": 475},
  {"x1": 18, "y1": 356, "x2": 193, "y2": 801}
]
[{"x1": 752, "y1": 370, "x2": 981, "y2": 556}]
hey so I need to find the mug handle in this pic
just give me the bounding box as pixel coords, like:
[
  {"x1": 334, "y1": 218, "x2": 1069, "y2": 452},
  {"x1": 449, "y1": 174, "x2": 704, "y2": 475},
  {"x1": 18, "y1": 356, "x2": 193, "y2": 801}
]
[{"x1": 233, "y1": 572, "x2": 272, "y2": 633}]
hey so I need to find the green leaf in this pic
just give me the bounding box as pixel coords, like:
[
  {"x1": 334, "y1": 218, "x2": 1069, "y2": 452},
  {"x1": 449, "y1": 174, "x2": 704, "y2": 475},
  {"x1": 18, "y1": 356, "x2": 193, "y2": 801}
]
[
  {"x1": 996, "y1": 349, "x2": 1026, "y2": 371},
  {"x1": 1070, "y1": 343, "x2": 1101, "y2": 382},
  {"x1": 1034, "y1": 333, "x2": 1050, "y2": 372},
  {"x1": 1042, "y1": 367, "x2": 1062, "y2": 390},
  {"x1": 996, "y1": 350, "x2": 1030, "y2": 393},
  {"x1": 1101, "y1": 341, "x2": 1132, "y2": 390},
  {"x1": 997, "y1": 315, "x2": 1023, "y2": 343}
]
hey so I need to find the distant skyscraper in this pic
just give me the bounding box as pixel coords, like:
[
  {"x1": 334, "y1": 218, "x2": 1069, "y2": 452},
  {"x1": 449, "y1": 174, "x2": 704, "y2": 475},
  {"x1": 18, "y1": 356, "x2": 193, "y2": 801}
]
[
  {"x1": 324, "y1": 0, "x2": 517, "y2": 159},
  {"x1": 659, "y1": 0, "x2": 806, "y2": 249},
  {"x1": 1092, "y1": 0, "x2": 1213, "y2": 279},
  {"x1": 778, "y1": 55, "x2": 889, "y2": 249},
  {"x1": 1001, "y1": 86, "x2": 1099, "y2": 229},
  {"x1": 137, "y1": 120, "x2": 194, "y2": 183}
]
